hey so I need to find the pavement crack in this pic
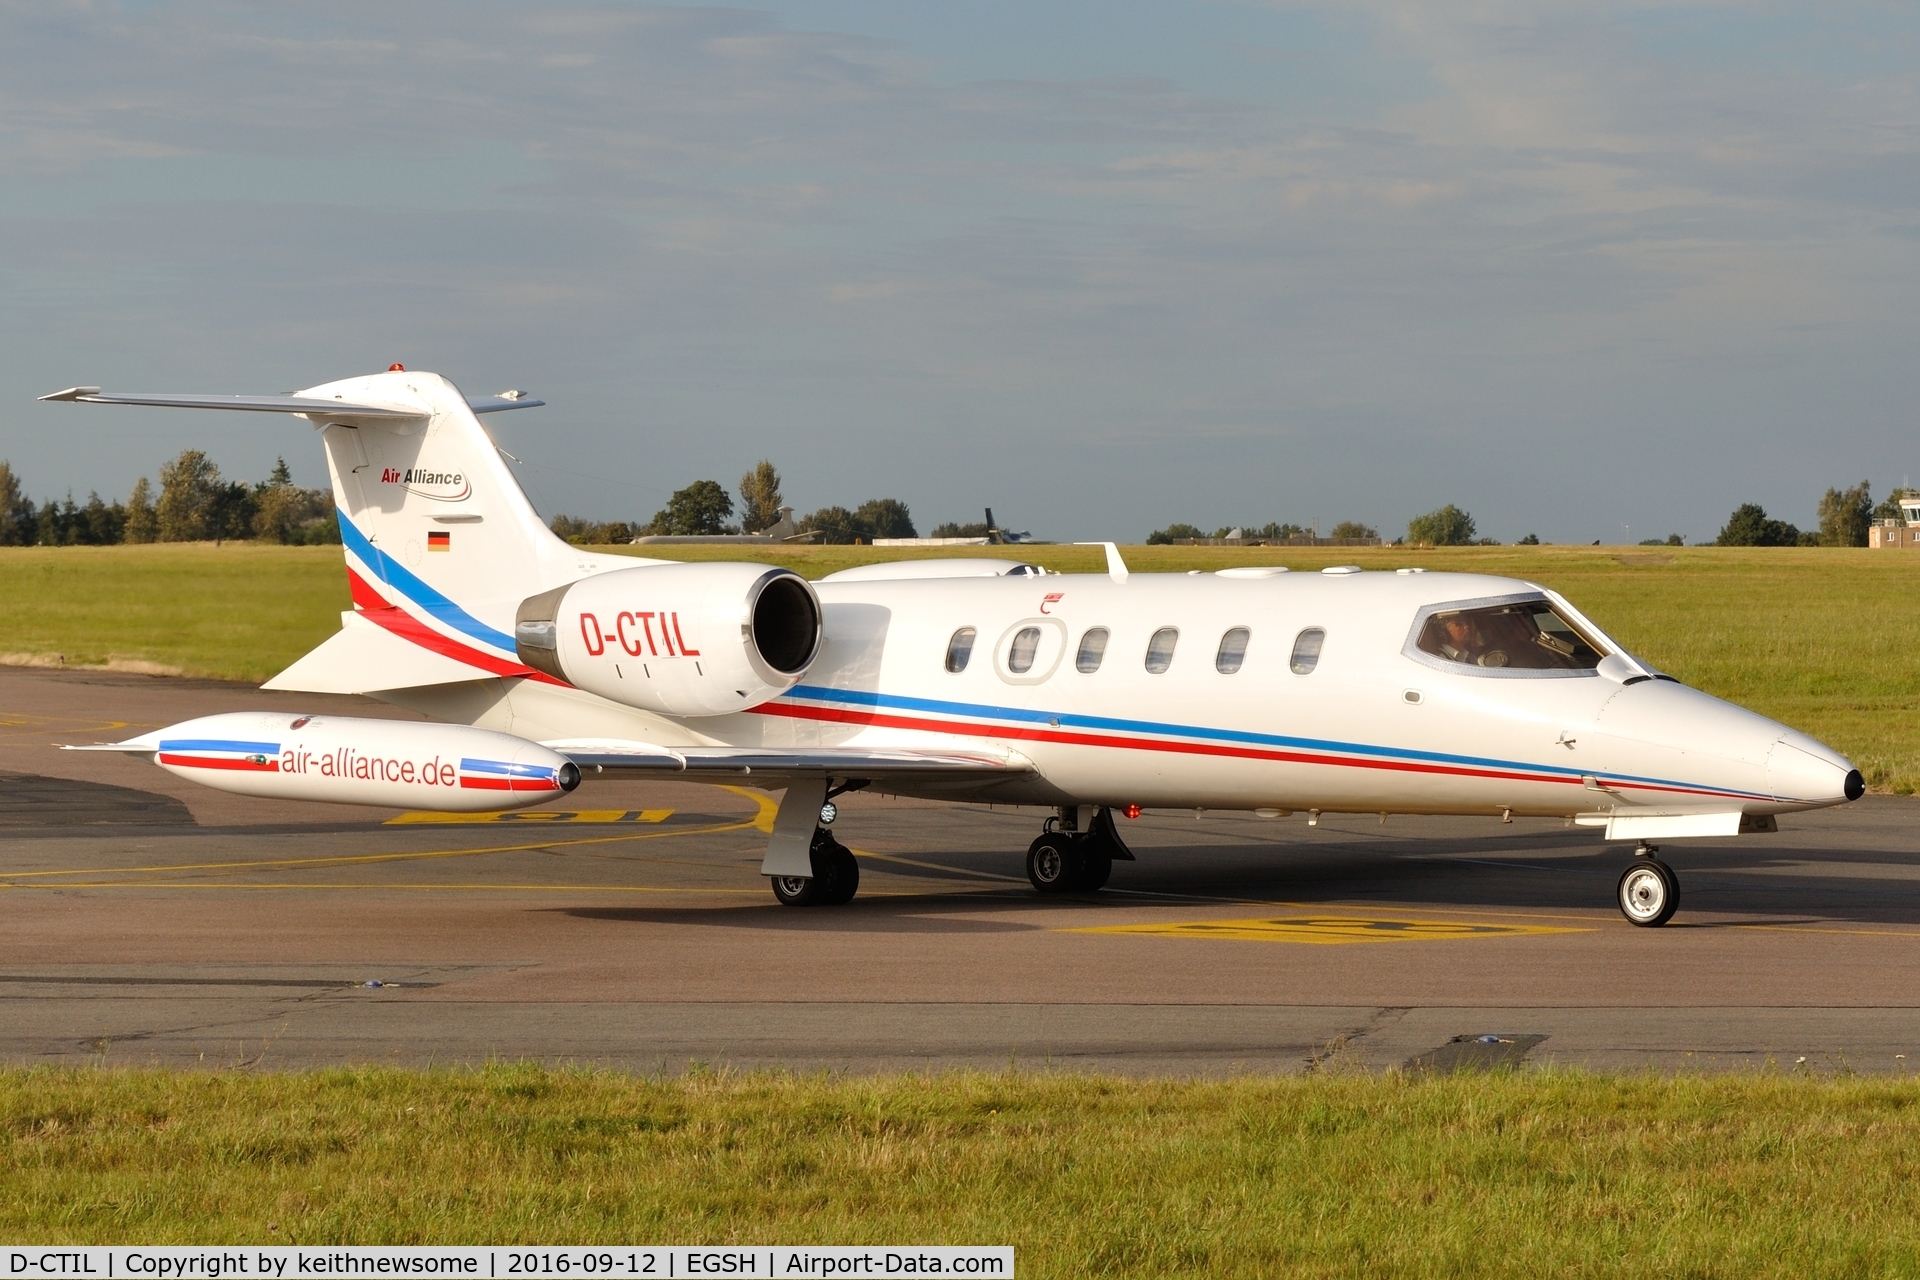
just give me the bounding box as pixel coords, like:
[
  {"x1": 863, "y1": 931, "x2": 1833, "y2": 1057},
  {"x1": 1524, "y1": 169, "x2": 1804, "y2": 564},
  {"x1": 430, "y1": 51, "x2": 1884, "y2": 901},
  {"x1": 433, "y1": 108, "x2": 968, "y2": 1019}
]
[{"x1": 1307, "y1": 1006, "x2": 1410, "y2": 1074}]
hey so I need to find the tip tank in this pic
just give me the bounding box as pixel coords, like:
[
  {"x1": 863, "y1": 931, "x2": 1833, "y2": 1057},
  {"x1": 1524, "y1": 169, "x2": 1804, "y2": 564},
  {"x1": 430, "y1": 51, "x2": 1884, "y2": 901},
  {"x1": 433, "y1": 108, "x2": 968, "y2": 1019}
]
[{"x1": 94, "y1": 711, "x2": 580, "y2": 812}]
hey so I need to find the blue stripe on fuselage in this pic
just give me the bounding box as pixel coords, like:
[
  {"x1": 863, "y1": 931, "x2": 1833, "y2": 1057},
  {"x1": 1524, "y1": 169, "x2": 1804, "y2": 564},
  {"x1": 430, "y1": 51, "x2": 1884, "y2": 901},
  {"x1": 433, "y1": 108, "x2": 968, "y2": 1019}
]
[
  {"x1": 157, "y1": 738, "x2": 280, "y2": 754},
  {"x1": 775, "y1": 684, "x2": 1773, "y2": 802},
  {"x1": 460, "y1": 757, "x2": 555, "y2": 778}
]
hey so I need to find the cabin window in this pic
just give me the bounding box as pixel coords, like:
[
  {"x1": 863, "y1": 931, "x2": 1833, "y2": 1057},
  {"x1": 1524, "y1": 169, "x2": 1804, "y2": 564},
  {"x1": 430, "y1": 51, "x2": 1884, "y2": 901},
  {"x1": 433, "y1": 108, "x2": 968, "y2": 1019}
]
[
  {"x1": 1414, "y1": 601, "x2": 1604, "y2": 671},
  {"x1": 1007, "y1": 626, "x2": 1042, "y2": 674},
  {"x1": 945, "y1": 627, "x2": 977, "y2": 673},
  {"x1": 1145, "y1": 627, "x2": 1179, "y2": 674},
  {"x1": 1215, "y1": 627, "x2": 1250, "y2": 674},
  {"x1": 1076, "y1": 627, "x2": 1109, "y2": 673},
  {"x1": 1290, "y1": 628, "x2": 1325, "y2": 675}
]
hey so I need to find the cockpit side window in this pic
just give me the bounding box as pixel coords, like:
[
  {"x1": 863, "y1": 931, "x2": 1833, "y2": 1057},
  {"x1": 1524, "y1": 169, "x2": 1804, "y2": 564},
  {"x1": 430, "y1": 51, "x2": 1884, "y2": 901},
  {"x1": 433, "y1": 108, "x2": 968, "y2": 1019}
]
[{"x1": 1415, "y1": 600, "x2": 1605, "y2": 672}]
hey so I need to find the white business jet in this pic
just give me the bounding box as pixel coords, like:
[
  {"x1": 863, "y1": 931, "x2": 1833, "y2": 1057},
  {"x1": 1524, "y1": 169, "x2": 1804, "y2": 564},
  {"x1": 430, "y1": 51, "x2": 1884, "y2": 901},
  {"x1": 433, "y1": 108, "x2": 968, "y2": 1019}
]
[{"x1": 44, "y1": 369, "x2": 1862, "y2": 927}]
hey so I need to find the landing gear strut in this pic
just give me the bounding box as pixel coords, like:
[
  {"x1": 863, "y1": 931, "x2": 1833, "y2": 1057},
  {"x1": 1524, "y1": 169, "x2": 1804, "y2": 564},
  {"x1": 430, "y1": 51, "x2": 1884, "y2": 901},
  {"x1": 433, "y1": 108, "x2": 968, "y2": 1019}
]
[
  {"x1": 1026, "y1": 806, "x2": 1130, "y2": 895},
  {"x1": 771, "y1": 827, "x2": 860, "y2": 907},
  {"x1": 1616, "y1": 843, "x2": 1679, "y2": 927}
]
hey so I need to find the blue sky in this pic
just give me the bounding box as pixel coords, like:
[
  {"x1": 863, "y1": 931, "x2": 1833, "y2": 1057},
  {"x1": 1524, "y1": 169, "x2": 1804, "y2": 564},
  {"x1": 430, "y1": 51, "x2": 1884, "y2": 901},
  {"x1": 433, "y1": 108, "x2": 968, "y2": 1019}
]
[{"x1": 2, "y1": 0, "x2": 1916, "y2": 542}]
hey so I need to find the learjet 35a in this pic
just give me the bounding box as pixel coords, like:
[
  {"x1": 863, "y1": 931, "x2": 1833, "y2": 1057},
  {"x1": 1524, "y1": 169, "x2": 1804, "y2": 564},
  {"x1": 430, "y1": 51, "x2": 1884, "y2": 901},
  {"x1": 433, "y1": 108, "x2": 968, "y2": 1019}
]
[{"x1": 44, "y1": 369, "x2": 1863, "y2": 926}]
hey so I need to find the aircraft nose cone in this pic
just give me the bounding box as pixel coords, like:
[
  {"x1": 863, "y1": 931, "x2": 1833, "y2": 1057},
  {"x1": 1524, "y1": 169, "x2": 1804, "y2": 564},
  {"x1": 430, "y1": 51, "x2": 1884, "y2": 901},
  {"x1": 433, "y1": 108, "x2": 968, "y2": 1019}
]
[{"x1": 1766, "y1": 733, "x2": 1861, "y2": 806}]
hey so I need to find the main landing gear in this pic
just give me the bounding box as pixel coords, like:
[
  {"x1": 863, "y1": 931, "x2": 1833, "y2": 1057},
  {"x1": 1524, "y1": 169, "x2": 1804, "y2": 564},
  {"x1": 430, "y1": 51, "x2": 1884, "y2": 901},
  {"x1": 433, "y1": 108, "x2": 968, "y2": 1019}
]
[
  {"x1": 771, "y1": 826, "x2": 860, "y2": 907},
  {"x1": 1616, "y1": 843, "x2": 1679, "y2": 927},
  {"x1": 1027, "y1": 806, "x2": 1134, "y2": 895}
]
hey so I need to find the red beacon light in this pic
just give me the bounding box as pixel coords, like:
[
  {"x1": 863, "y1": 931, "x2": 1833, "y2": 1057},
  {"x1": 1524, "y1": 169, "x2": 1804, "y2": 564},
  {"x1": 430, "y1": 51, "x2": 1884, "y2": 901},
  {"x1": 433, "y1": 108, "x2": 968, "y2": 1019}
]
[
  {"x1": 1123, "y1": 803, "x2": 1142, "y2": 820},
  {"x1": 388, "y1": 363, "x2": 405, "y2": 372}
]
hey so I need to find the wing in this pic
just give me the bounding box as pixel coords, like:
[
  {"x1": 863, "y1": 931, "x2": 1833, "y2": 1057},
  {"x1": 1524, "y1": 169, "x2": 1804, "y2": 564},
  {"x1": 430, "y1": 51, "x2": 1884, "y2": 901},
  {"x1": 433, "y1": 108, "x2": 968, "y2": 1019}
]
[
  {"x1": 39, "y1": 387, "x2": 542, "y2": 416},
  {"x1": 545, "y1": 738, "x2": 1031, "y2": 789}
]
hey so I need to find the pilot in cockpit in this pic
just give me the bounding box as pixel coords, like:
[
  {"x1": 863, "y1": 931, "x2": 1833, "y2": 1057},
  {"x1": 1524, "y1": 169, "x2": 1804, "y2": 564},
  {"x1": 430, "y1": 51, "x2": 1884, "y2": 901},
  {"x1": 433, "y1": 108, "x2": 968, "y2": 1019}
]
[{"x1": 1434, "y1": 613, "x2": 1479, "y2": 664}]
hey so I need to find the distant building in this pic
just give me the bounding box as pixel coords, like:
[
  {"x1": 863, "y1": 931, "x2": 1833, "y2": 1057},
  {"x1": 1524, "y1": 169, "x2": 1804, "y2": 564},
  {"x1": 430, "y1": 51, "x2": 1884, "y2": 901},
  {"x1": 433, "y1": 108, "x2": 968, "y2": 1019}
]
[{"x1": 1868, "y1": 493, "x2": 1920, "y2": 548}]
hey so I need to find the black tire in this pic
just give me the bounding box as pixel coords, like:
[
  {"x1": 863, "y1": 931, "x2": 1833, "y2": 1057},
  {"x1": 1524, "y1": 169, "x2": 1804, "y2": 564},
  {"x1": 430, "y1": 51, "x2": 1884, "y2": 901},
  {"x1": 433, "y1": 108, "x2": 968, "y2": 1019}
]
[
  {"x1": 1027, "y1": 833, "x2": 1083, "y2": 894},
  {"x1": 1617, "y1": 858, "x2": 1679, "y2": 927},
  {"x1": 1075, "y1": 852, "x2": 1113, "y2": 892},
  {"x1": 820, "y1": 842, "x2": 860, "y2": 905},
  {"x1": 772, "y1": 830, "x2": 857, "y2": 907}
]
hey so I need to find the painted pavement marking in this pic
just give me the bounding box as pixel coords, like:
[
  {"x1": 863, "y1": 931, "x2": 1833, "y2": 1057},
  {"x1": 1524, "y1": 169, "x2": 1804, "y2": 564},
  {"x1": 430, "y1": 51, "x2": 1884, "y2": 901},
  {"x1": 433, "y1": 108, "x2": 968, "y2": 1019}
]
[
  {"x1": 385, "y1": 809, "x2": 673, "y2": 825},
  {"x1": 1069, "y1": 914, "x2": 1590, "y2": 945}
]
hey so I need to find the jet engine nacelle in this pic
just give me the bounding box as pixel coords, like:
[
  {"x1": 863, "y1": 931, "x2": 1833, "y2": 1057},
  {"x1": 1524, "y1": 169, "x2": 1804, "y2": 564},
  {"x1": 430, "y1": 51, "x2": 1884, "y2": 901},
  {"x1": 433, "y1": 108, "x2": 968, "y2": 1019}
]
[
  {"x1": 514, "y1": 562, "x2": 823, "y2": 717},
  {"x1": 143, "y1": 711, "x2": 579, "y2": 811}
]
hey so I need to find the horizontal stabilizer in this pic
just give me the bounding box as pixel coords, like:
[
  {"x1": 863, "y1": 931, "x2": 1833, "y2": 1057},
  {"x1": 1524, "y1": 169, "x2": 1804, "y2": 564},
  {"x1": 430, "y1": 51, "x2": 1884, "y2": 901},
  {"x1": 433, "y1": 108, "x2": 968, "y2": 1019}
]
[
  {"x1": 39, "y1": 388, "x2": 421, "y2": 418},
  {"x1": 466, "y1": 392, "x2": 545, "y2": 413},
  {"x1": 40, "y1": 388, "x2": 541, "y2": 417},
  {"x1": 263, "y1": 611, "x2": 499, "y2": 695}
]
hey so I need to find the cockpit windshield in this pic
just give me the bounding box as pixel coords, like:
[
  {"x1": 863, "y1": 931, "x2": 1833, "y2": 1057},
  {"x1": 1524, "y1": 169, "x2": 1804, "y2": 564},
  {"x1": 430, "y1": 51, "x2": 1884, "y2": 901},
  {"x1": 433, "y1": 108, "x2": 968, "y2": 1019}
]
[{"x1": 1414, "y1": 599, "x2": 1607, "y2": 671}]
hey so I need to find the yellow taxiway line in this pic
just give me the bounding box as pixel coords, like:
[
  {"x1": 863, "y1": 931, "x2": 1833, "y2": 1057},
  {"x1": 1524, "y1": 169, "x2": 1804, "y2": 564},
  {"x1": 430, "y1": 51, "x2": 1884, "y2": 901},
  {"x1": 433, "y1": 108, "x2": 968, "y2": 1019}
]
[
  {"x1": 1070, "y1": 914, "x2": 1591, "y2": 945},
  {"x1": 0, "y1": 791, "x2": 781, "y2": 888}
]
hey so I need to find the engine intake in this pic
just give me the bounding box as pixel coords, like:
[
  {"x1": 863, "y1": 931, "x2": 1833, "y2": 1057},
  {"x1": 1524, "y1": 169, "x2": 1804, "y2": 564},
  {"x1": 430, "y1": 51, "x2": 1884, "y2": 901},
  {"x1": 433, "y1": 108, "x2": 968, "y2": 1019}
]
[{"x1": 515, "y1": 563, "x2": 821, "y2": 717}]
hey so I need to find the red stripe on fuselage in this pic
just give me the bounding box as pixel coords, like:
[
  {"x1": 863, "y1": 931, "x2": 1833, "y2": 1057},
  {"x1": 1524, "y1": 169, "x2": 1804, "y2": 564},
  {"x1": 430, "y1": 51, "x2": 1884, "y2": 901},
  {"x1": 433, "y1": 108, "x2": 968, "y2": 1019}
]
[
  {"x1": 158, "y1": 754, "x2": 278, "y2": 772},
  {"x1": 458, "y1": 775, "x2": 559, "y2": 791},
  {"x1": 346, "y1": 567, "x2": 566, "y2": 686},
  {"x1": 748, "y1": 701, "x2": 1756, "y2": 803}
]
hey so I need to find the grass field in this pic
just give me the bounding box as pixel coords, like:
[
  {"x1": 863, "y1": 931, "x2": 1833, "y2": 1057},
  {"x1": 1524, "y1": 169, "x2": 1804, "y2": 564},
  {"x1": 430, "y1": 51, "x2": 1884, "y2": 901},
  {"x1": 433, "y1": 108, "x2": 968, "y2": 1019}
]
[
  {"x1": 3, "y1": 542, "x2": 1917, "y2": 790},
  {"x1": 6, "y1": 1066, "x2": 1920, "y2": 1271}
]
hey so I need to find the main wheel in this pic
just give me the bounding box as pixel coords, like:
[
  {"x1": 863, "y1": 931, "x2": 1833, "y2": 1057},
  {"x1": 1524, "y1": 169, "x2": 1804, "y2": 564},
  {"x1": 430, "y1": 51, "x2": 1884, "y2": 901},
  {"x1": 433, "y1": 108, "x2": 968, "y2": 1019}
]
[
  {"x1": 1026, "y1": 833, "x2": 1083, "y2": 894},
  {"x1": 1074, "y1": 852, "x2": 1113, "y2": 892},
  {"x1": 772, "y1": 831, "x2": 860, "y2": 906},
  {"x1": 819, "y1": 841, "x2": 860, "y2": 905},
  {"x1": 771, "y1": 873, "x2": 823, "y2": 906},
  {"x1": 1617, "y1": 858, "x2": 1679, "y2": 927}
]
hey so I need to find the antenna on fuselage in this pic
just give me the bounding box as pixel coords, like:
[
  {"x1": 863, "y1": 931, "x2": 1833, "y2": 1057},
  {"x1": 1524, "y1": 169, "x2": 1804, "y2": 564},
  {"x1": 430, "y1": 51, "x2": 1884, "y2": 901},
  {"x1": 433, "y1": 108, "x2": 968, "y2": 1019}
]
[{"x1": 1076, "y1": 542, "x2": 1129, "y2": 583}]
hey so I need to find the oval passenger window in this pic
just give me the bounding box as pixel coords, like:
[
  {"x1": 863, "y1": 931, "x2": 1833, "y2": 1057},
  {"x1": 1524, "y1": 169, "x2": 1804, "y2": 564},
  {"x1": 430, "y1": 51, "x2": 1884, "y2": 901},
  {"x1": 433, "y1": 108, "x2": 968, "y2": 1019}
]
[
  {"x1": 1290, "y1": 628, "x2": 1325, "y2": 675},
  {"x1": 1076, "y1": 627, "x2": 1109, "y2": 673},
  {"x1": 1007, "y1": 626, "x2": 1042, "y2": 674},
  {"x1": 945, "y1": 627, "x2": 977, "y2": 673},
  {"x1": 1145, "y1": 627, "x2": 1179, "y2": 674},
  {"x1": 1216, "y1": 627, "x2": 1250, "y2": 675}
]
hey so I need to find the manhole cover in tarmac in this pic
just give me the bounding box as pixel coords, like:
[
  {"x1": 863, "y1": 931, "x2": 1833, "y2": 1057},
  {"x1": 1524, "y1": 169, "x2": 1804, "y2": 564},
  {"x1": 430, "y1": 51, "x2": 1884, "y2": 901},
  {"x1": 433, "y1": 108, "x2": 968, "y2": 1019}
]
[
  {"x1": 1070, "y1": 915, "x2": 1585, "y2": 945},
  {"x1": 1406, "y1": 1033, "x2": 1549, "y2": 1074}
]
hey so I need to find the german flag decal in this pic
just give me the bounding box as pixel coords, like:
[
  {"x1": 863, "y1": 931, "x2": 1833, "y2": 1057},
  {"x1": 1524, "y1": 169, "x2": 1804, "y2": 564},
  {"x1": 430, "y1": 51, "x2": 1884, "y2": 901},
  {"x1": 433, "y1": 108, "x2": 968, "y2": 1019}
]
[{"x1": 427, "y1": 531, "x2": 451, "y2": 552}]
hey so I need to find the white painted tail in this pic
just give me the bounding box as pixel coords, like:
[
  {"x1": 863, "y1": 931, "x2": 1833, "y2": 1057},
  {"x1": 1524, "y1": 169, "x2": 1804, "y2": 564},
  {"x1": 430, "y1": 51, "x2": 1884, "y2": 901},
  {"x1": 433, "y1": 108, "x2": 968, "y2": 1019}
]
[
  {"x1": 274, "y1": 370, "x2": 649, "y2": 692},
  {"x1": 41, "y1": 366, "x2": 655, "y2": 695}
]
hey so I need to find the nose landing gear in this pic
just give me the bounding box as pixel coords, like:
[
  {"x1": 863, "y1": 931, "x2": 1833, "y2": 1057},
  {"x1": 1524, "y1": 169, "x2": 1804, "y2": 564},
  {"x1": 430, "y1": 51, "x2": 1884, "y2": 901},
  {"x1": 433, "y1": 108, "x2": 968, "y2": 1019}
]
[
  {"x1": 1027, "y1": 805, "x2": 1131, "y2": 894},
  {"x1": 1616, "y1": 843, "x2": 1679, "y2": 927}
]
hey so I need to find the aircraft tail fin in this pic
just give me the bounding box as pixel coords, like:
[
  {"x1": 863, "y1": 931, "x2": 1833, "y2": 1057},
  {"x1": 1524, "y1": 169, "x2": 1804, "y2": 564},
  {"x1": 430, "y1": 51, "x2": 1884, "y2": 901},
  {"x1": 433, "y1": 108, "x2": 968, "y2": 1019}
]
[
  {"x1": 44, "y1": 367, "x2": 653, "y2": 689},
  {"x1": 301, "y1": 369, "x2": 619, "y2": 681}
]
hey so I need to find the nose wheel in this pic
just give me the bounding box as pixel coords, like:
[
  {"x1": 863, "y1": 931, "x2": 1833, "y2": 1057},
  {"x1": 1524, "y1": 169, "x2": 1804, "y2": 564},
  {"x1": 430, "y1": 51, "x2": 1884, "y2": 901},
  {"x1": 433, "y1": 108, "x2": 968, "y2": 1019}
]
[{"x1": 1617, "y1": 847, "x2": 1679, "y2": 927}]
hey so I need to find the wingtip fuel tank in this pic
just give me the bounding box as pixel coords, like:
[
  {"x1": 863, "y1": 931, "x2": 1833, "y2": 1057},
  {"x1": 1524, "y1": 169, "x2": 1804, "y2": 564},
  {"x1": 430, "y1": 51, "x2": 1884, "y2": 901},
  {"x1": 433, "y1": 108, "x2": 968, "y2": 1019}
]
[{"x1": 90, "y1": 712, "x2": 579, "y2": 812}]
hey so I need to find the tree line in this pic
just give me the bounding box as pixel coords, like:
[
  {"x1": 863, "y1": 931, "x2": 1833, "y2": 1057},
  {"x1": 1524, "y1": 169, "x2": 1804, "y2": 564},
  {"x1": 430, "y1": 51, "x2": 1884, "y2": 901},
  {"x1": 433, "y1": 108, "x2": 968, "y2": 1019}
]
[
  {"x1": 1712, "y1": 482, "x2": 1901, "y2": 548},
  {"x1": 1144, "y1": 485, "x2": 1909, "y2": 550},
  {"x1": 550, "y1": 461, "x2": 919, "y2": 546},
  {"x1": 0, "y1": 453, "x2": 338, "y2": 547},
  {"x1": 1145, "y1": 520, "x2": 1380, "y2": 545}
]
